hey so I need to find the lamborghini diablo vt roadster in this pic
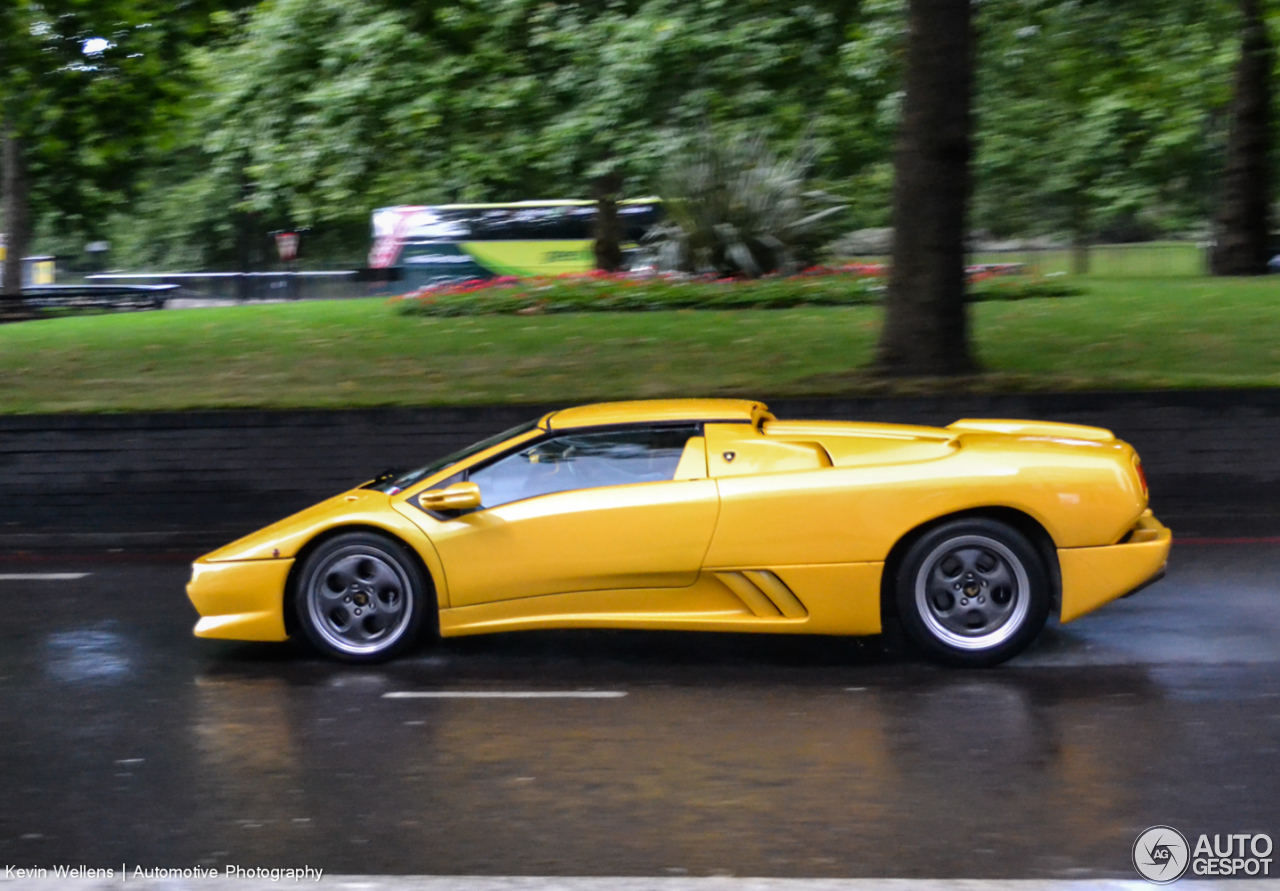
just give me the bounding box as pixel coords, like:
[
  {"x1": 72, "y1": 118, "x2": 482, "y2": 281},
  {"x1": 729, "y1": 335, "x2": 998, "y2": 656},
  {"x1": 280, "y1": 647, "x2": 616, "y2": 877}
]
[{"x1": 187, "y1": 399, "x2": 1170, "y2": 666}]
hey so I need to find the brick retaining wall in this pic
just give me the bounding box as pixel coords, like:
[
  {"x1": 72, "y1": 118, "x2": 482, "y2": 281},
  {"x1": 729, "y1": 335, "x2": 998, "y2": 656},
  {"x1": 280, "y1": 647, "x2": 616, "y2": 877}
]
[{"x1": 2, "y1": 391, "x2": 1277, "y2": 549}]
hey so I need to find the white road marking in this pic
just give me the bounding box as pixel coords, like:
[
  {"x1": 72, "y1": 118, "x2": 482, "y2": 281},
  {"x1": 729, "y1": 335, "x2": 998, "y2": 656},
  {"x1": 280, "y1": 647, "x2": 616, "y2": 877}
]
[
  {"x1": 0, "y1": 572, "x2": 89, "y2": 580},
  {"x1": 383, "y1": 690, "x2": 628, "y2": 700}
]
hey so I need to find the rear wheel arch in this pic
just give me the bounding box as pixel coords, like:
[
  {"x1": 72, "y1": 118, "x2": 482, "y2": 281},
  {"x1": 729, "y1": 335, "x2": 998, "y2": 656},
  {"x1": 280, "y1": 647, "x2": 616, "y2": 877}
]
[
  {"x1": 283, "y1": 524, "x2": 439, "y2": 640},
  {"x1": 880, "y1": 507, "x2": 1061, "y2": 629}
]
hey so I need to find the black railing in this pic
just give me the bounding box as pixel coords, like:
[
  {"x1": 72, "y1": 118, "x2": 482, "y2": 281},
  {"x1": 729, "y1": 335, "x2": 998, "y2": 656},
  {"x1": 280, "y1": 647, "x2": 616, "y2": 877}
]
[{"x1": 85, "y1": 271, "x2": 389, "y2": 302}]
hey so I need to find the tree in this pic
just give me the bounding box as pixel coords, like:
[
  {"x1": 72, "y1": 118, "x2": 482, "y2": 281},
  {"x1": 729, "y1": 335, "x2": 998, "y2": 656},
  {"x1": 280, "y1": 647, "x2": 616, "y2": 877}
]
[
  {"x1": 0, "y1": 0, "x2": 217, "y2": 299},
  {"x1": 526, "y1": 0, "x2": 857, "y2": 266},
  {"x1": 1212, "y1": 0, "x2": 1274, "y2": 275},
  {"x1": 974, "y1": 0, "x2": 1236, "y2": 261},
  {"x1": 0, "y1": 0, "x2": 38, "y2": 300},
  {"x1": 876, "y1": 0, "x2": 976, "y2": 376},
  {"x1": 100, "y1": 0, "x2": 1258, "y2": 283},
  {"x1": 2, "y1": 119, "x2": 29, "y2": 302},
  {"x1": 152, "y1": 0, "x2": 862, "y2": 269}
]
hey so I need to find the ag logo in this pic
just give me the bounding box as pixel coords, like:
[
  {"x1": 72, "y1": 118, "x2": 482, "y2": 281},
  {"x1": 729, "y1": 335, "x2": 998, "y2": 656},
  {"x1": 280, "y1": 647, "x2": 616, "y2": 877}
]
[{"x1": 1133, "y1": 825, "x2": 1191, "y2": 883}]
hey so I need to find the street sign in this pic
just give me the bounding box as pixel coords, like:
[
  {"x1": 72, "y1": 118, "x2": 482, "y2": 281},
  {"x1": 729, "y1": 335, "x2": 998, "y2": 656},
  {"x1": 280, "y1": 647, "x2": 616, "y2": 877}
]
[{"x1": 274, "y1": 231, "x2": 300, "y2": 262}]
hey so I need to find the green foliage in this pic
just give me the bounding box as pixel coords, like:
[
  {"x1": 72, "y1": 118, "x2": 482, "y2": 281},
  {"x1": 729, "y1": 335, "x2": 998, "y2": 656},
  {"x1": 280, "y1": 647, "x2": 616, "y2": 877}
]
[
  {"x1": 820, "y1": 0, "x2": 905, "y2": 226},
  {"x1": 525, "y1": 0, "x2": 861, "y2": 189},
  {"x1": 973, "y1": 0, "x2": 1239, "y2": 240},
  {"x1": 0, "y1": 0, "x2": 247, "y2": 247},
  {"x1": 22, "y1": 0, "x2": 1267, "y2": 266},
  {"x1": 116, "y1": 0, "x2": 869, "y2": 259},
  {"x1": 968, "y1": 277, "x2": 1084, "y2": 301}
]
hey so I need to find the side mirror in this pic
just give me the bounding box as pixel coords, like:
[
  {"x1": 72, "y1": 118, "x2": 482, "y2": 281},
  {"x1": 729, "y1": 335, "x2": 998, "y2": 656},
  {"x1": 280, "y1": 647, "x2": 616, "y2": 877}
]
[{"x1": 419, "y1": 481, "x2": 482, "y2": 512}]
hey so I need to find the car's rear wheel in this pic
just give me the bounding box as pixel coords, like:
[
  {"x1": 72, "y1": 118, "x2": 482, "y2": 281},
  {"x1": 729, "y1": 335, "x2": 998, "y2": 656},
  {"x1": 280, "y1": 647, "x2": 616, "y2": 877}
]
[
  {"x1": 894, "y1": 518, "x2": 1050, "y2": 667},
  {"x1": 295, "y1": 532, "x2": 429, "y2": 663}
]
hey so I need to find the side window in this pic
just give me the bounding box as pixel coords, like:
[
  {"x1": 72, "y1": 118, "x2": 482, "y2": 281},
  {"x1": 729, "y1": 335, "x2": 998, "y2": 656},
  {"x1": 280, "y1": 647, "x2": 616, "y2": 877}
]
[{"x1": 468, "y1": 426, "x2": 698, "y2": 509}]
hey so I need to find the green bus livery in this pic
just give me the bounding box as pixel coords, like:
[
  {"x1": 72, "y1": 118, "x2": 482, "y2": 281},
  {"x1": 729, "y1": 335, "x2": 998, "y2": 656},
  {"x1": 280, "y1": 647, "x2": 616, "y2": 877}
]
[{"x1": 369, "y1": 199, "x2": 661, "y2": 292}]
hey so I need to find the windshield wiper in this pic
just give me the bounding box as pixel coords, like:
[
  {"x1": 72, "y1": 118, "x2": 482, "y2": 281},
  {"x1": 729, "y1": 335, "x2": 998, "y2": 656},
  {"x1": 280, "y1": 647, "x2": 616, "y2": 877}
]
[{"x1": 362, "y1": 467, "x2": 406, "y2": 489}]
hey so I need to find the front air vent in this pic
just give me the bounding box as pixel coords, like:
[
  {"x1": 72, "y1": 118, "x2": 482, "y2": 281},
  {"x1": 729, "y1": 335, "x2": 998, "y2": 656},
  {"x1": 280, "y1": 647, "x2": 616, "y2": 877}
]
[{"x1": 716, "y1": 571, "x2": 809, "y2": 619}]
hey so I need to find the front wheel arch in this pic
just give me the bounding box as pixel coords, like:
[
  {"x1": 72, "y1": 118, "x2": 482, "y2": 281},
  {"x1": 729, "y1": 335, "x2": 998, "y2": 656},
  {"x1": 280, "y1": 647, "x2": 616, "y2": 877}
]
[{"x1": 283, "y1": 524, "x2": 439, "y2": 641}]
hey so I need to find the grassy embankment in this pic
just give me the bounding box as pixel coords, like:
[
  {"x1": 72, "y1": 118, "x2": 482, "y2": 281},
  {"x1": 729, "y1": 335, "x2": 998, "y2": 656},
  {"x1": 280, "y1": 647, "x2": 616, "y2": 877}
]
[{"x1": 0, "y1": 275, "x2": 1276, "y2": 413}]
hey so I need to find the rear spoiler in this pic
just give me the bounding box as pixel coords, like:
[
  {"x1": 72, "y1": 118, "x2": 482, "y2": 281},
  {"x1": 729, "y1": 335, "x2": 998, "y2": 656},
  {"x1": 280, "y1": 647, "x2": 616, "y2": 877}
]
[{"x1": 947, "y1": 419, "x2": 1116, "y2": 443}]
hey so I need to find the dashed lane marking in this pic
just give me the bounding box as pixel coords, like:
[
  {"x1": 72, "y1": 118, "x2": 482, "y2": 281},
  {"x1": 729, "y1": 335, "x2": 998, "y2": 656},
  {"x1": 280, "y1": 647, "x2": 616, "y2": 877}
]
[{"x1": 0, "y1": 572, "x2": 90, "y2": 580}]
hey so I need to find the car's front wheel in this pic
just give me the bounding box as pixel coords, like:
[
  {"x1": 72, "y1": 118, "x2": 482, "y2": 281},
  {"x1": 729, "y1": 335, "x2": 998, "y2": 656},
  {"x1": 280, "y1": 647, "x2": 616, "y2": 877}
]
[
  {"x1": 295, "y1": 532, "x2": 429, "y2": 663},
  {"x1": 894, "y1": 518, "x2": 1050, "y2": 667}
]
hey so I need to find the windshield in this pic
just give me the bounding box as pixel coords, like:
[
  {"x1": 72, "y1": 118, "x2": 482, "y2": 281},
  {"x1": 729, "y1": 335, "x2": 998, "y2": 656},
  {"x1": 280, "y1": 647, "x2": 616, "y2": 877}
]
[{"x1": 366, "y1": 418, "x2": 542, "y2": 494}]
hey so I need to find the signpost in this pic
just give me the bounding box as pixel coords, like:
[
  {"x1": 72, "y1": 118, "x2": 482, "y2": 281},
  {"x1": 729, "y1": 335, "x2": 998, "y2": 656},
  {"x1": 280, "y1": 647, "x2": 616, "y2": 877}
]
[{"x1": 269, "y1": 228, "x2": 307, "y2": 299}]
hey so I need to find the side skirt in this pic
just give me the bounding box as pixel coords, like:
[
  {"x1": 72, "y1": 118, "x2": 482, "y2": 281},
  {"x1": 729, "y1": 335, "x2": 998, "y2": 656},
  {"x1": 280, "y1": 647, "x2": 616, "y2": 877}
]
[{"x1": 438, "y1": 564, "x2": 883, "y2": 637}]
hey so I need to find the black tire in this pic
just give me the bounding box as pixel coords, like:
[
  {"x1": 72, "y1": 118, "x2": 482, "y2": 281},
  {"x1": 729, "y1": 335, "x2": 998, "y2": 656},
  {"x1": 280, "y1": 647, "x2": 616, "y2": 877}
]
[
  {"x1": 294, "y1": 531, "x2": 430, "y2": 663},
  {"x1": 894, "y1": 518, "x2": 1050, "y2": 667}
]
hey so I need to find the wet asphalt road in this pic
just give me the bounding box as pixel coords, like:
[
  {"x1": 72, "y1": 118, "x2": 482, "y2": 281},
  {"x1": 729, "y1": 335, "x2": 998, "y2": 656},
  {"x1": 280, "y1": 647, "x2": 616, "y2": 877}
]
[{"x1": 0, "y1": 543, "x2": 1278, "y2": 880}]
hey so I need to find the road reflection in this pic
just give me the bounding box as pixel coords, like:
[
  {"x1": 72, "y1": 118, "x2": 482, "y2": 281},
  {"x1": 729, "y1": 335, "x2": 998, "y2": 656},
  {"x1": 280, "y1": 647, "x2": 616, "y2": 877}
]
[
  {"x1": 45, "y1": 623, "x2": 133, "y2": 684},
  {"x1": 7, "y1": 555, "x2": 1278, "y2": 876},
  {"x1": 187, "y1": 643, "x2": 1176, "y2": 876}
]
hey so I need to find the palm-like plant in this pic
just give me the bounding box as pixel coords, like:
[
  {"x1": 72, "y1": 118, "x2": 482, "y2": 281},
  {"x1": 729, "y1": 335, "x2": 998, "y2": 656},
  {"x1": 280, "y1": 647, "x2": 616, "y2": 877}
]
[{"x1": 645, "y1": 131, "x2": 847, "y2": 277}]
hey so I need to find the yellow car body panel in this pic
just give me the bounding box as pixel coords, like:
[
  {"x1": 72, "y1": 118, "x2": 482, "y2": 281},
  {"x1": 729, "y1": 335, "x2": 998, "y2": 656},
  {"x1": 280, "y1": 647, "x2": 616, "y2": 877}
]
[
  {"x1": 404, "y1": 479, "x2": 721, "y2": 606},
  {"x1": 186, "y1": 398, "x2": 1171, "y2": 648},
  {"x1": 190, "y1": 489, "x2": 451, "y2": 613},
  {"x1": 1059, "y1": 512, "x2": 1172, "y2": 622},
  {"x1": 188, "y1": 558, "x2": 294, "y2": 640},
  {"x1": 947, "y1": 419, "x2": 1117, "y2": 442},
  {"x1": 702, "y1": 422, "x2": 1146, "y2": 569},
  {"x1": 436, "y1": 562, "x2": 883, "y2": 637},
  {"x1": 545, "y1": 398, "x2": 768, "y2": 430}
]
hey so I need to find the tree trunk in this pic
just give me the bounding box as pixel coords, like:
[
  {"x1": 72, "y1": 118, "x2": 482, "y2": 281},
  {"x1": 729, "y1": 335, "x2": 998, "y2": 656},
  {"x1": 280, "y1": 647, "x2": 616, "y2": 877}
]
[
  {"x1": 1211, "y1": 0, "x2": 1273, "y2": 276},
  {"x1": 877, "y1": 0, "x2": 976, "y2": 376},
  {"x1": 1070, "y1": 239, "x2": 1090, "y2": 276},
  {"x1": 2, "y1": 118, "x2": 31, "y2": 302},
  {"x1": 233, "y1": 167, "x2": 263, "y2": 300},
  {"x1": 1068, "y1": 201, "x2": 1091, "y2": 275},
  {"x1": 593, "y1": 170, "x2": 624, "y2": 273}
]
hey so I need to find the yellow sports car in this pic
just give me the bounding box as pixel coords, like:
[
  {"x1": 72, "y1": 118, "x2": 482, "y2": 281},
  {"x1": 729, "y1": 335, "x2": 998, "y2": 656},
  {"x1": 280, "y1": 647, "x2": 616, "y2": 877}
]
[{"x1": 187, "y1": 399, "x2": 1170, "y2": 667}]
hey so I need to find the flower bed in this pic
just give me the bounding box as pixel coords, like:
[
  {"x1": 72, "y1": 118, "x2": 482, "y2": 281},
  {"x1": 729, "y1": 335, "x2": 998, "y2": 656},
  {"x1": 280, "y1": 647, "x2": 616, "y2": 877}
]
[{"x1": 396, "y1": 265, "x2": 1080, "y2": 317}]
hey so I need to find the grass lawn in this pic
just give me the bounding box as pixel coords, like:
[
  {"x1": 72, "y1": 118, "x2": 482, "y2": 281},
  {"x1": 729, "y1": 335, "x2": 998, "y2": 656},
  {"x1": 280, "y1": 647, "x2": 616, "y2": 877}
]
[
  {"x1": 1, "y1": 276, "x2": 1278, "y2": 413},
  {"x1": 848, "y1": 241, "x2": 1209, "y2": 278},
  {"x1": 972, "y1": 241, "x2": 1208, "y2": 278}
]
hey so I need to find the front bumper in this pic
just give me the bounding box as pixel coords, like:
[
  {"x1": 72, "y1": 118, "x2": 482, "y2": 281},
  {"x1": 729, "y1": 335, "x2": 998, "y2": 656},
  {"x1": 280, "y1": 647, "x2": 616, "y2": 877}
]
[
  {"x1": 1058, "y1": 511, "x2": 1172, "y2": 623},
  {"x1": 187, "y1": 558, "x2": 294, "y2": 641}
]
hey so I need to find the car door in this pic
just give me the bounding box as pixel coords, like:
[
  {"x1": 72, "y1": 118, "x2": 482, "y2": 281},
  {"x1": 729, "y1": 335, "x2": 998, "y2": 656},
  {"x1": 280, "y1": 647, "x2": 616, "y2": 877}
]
[{"x1": 412, "y1": 425, "x2": 719, "y2": 606}]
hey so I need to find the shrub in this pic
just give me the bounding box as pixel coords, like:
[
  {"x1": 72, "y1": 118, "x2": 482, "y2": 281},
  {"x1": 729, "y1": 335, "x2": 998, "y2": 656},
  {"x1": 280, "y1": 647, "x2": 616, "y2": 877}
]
[
  {"x1": 394, "y1": 267, "x2": 1081, "y2": 317},
  {"x1": 642, "y1": 131, "x2": 848, "y2": 278},
  {"x1": 969, "y1": 277, "x2": 1084, "y2": 301},
  {"x1": 397, "y1": 269, "x2": 881, "y2": 316}
]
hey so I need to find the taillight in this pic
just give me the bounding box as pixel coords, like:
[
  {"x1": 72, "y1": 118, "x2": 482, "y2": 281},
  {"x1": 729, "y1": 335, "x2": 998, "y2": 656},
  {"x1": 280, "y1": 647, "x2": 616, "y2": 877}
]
[{"x1": 1134, "y1": 459, "x2": 1148, "y2": 496}]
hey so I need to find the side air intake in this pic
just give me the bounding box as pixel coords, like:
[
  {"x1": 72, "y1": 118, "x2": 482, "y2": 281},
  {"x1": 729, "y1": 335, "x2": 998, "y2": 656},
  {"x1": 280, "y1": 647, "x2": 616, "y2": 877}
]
[{"x1": 715, "y1": 571, "x2": 809, "y2": 619}]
